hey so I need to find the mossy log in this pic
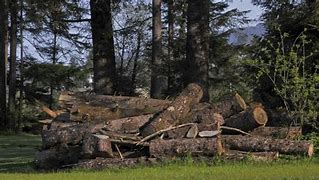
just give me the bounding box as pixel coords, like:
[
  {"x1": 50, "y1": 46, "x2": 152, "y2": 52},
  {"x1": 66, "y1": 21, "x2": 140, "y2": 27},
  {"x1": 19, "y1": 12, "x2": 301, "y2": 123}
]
[
  {"x1": 222, "y1": 135, "x2": 314, "y2": 157},
  {"x1": 149, "y1": 138, "x2": 223, "y2": 157},
  {"x1": 224, "y1": 106, "x2": 268, "y2": 132},
  {"x1": 250, "y1": 126, "x2": 302, "y2": 139},
  {"x1": 140, "y1": 83, "x2": 203, "y2": 137}
]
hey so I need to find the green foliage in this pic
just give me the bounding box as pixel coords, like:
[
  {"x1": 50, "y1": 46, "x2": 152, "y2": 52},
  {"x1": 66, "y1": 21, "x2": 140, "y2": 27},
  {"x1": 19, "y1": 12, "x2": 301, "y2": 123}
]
[
  {"x1": 302, "y1": 132, "x2": 319, "y2": 153},
  {"x1": 246, "y1": 29, "x2": 318, "y2": 126}
]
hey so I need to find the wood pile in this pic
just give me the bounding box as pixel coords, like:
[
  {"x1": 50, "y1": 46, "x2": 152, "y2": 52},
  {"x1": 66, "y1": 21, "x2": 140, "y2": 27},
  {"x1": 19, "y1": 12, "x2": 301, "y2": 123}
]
[{"x1": 35, "y1": 83, "x2": 314, "y2": 170}]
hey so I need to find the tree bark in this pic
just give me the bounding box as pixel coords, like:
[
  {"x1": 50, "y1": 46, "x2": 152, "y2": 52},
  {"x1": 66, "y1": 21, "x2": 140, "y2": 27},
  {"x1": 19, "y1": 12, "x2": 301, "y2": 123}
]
[
  {"x1": 90, "y1": 0, "x2": 116, "y2": 95},
  {"x1": 224, "y1": 106, "x2": 268, "y2": 132},
  {"x1": 82, "y1": 134, "x2": 113, "y2": 158},
  {"x1": 222, "y1": 135, "x2": 314, "y2": 157},
  {"x1": 8, "y1": 0, "x2": 18, "y2": 130},
  {"x1": 35, "y1": 144, "x2": 81, "y2": 170},
  {"x1": 106, "y1": 114, "x2": 153, "y2": 132},
  {"x1": 0, "y1": 0, "x2": 8, "y2": 128},
  {"x1": 185, "y1": 0, "x2": 210, "y2": 101},
  {"x1": 151, "y1": 0, "x2": 167, "y2": 99},
  {"x1": 167, "y1": 0, "x2": 174, "y2": 93},
  {"x1": 210, "y1": 93, "x2": 247, "y2": 118},
  {"x1": 149, "y1": 138, "x2": 223, "y2": 157},
  {"x1": 224, "y1": 150, "x2": 279, "y2": 161},
  {"x1": 250, "y1": 126, "x2": 302, "y2": 139},
  {"x1": 140, "y1": 83, "x2": 203, "y2": 136},
  {"x1": 41, "y1": 123, "x2": 104, "y2": 149}
]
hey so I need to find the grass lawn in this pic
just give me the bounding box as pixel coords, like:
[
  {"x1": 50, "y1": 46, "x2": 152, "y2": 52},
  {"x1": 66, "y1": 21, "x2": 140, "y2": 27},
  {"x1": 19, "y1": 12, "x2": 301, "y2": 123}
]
[{"x1": 0, "y1": 134, "x2": 319, "y2": 180}]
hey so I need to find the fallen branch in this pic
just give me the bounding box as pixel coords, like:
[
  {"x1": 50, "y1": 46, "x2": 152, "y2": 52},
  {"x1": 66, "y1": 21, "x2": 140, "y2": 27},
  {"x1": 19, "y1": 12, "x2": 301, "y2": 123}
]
[{"x1": 115, "y1": 144, "x2": 124, "y2": 160}]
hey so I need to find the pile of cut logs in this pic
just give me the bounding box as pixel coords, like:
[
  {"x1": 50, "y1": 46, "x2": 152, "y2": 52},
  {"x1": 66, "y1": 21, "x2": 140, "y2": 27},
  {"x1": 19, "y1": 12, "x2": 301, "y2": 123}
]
[{"x1": 35, "y1": 83, "x2": 314, "y2": 170}]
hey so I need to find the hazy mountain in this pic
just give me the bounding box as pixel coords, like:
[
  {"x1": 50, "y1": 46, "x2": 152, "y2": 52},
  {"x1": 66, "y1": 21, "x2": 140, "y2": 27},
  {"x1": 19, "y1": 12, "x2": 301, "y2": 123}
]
[{"x1": 228, "y1": 23, "x2": 266, "y2": 45}]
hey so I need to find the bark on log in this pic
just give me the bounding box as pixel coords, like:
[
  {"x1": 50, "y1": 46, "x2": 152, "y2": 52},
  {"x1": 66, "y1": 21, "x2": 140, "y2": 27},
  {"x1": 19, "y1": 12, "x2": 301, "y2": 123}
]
[
  {"x1": 35, "y1": 144, "x2": 81, "y2": 170},
  {"x1": 167, "y1": 123, "x2": 220, "y2": 139},
  {"x1": 222, "y1": 135, "x2": 314, "y2": 157},
  {"x1": 140, "y1": 83, "x2": 203, "y2": 136},
  {"x1": 106, "y1": 114, "x2": 153, "y2": 132},
  {"x1": 182, "y1": 103, "x2": 224, "y2": 125},
  {"x1": 224, "y1": 106, "x2": 268, "y2": 132},
  {"x1": 224, "y1": 150, "x2": 279, "y2": 161},
  {"x1": 69, "y1": 103, "x2": 155, "y2": 122},
  {"x1": 149, "y1": 138, "x2": 223, "y2": 157},
  {"x1": 210, "y1": 93, "x2": 247, "y2": 118},
  {"x1": 59, "y1": 91, "x2": 171, "y2": 113},
  {"x1": 250, "y1": 126, "x2": 302, "y2": 139},
  {"x1": 82, "y1": 134, "x2": 113, "y2": 158},
  {"x1": 42, "y1": 123, "x2": 104, "y2": 149}
]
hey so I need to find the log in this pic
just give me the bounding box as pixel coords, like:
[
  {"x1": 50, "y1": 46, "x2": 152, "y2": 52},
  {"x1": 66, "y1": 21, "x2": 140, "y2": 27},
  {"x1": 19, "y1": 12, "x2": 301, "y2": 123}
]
[
  {"x1": 106, "y1": 114, "x2": 153, "y2": 132},
  {"x1": 149, "y1": 138, "x2": 223, "y2": 157},
  {"x1": 59, "y1": 91, "x2": 171, "y2": 113},
  {"x1": 167, "y1": 123, "x2": 220, "y2": 139},
  {"x1": 224, "y1": 106, "x2": 268, "y2": 132},
  {"x1": 82, "y1": 134, "x2": 113, "y2": 158},
  {"x1": 182, "y1": 103, "x2": 225, "y2": 125},
  {"x1": 69, "y1": 103, "x2": 154, "y2": 122},
  {"x1": 42, "y1": 123, "x2": 104, "y2": 149},
  {"x1": 140, "y1": 83, "x2": 203, "y2": 136},
  {"x1": 250, "y1": 126, "x2": 302, "y2": 139},
  {"x1": 210, "y1": 93, "x2": 247, "y2": 118},
  {"x1": 35, "y1": 144, "x2": 81, "y2": 170},
  {"x1": 224, "y1": 150, "x2": 279, "y2": 161},
  {"x1": 222, "y1": 135, "x2": 314, "y2": 157}
]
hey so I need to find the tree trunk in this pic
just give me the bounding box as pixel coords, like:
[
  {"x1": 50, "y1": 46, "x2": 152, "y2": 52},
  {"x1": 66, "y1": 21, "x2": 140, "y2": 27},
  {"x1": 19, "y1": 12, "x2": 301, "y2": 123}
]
[
  {"x1": 140, "y1": 83, "x2": 203, "y2": 136},
  {"x1": 222, "y1": 135, "x2": 314, "y2": 157},
  {"x1": 82, "y1": 134, "x2": 113, "y2": 158},
  {"x1": 185, "y1": 0, "x2": 210, "y2": 101},
  {"x1": 106, "y1": 114, "x2": 153, "y2": 132},
  {"x1": 224, "y1": 150, "x2": 279, "y2": 161},
  {"x1": 17, "y1": 0, "x2": 24, "y2": 132},
  {"x1": 151, "y1": 0, "x2": 167, "y2": 99},
  {"x1": 224, "y1": 106, "x2": 268, "y2": 132},
  {"x1": 90, "y1": 0, "x2": 116, "y2": 95},
  {"x1": 0, "y1": 0, "x2": 8, "y2": 128},
  {"x1": 41, "y1": 123, "x2": 104, "y2": 149},
  {"x1": 149, "y1": 138, "x2": 223, "y2": 157},
  {"x1": 35, "y1": 144, "x2": 81, "y2": 170},
  {"x1": 211, "y1": 93, "x2": 247, "y2": 118},
  {"x1": 130, "y1": 31, "x2": 142, "y2": 95},
  {"x1": 250, "y1": 126, "x2": 302, "y2": 139},
  {"x1": 167, "y1": 0, "x2": 174, "y2": 93},
  {"x1": 8, "y1": 0, "x2": 18, "y2": 130}
]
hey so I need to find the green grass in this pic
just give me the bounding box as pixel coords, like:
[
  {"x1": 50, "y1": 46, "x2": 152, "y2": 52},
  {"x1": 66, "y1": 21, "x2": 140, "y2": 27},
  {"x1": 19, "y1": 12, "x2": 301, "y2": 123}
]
[{"x1": 0, "y1": 134, "x2": 319, "y2": 179}]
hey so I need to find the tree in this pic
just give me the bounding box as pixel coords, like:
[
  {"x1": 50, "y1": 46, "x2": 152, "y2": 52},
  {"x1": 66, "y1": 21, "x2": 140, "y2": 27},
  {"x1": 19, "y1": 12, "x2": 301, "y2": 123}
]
[
  {"x1": 90, "y1": 0, "x2": 116, "y2": 95},
  {"x1": 0, "y1": 0, "x2": 9, "y2": 128},
  {"x1": 151, "y1": 0, "x2": 166, "y2": 99},
  {"x1": 185, "y1": 0, "x2": 210, "y2": 101},
  {"x1": 8, "y1": 0, "x2": 18, "y2": 130}
]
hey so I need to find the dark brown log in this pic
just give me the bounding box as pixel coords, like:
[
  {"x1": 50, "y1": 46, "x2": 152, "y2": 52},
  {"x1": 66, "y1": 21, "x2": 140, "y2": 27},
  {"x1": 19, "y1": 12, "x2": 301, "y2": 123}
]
[
  {"x1": 106, "y1": 114, "x2": 153, "y2": 132},
  {"x1": 62, "y1": 92, "x2": 171, "y2": 112},
  {"x1": 166, "y1": 126, "x2": 190, "y2": 139},
  {"x1": 182, "y1": 103, "x2": 224, "y2": 125},
  {"x1": 70, "y1": 103, "x2": 155, "y2": 122},
  {"x1": 224, "y1": 106, "x2": 268, "y2": 132},
  {"x1": 42, "y1": 123, "x2": 104, "y2": 149},
  {"x1": 149, "y1": 138, "x2": 223, "y2": 157},
  {"x1": 140, "y1": 83, "x2": 203, "y2": 136},
  {"x1": 251, "y1": 126, "x2": 302, "y2": 139},
  {"x1": 222, "y1": 135, "x2": 314, "y2": 157},
  {"x1": 210, "y1": 93, "x2": 247, "y2": 118},
  {"x1": 35, "y1": 144, "x2": 81, "y2": 170},
  {"x1": 82, "y1": 134, "x2": 113, "y2": 158},
  {"x1": 224, "y1": 150, "x2": 279, "y2": 161},
  {"x1": 98, "y1": 130, "x2": 141, "y2": 141}
]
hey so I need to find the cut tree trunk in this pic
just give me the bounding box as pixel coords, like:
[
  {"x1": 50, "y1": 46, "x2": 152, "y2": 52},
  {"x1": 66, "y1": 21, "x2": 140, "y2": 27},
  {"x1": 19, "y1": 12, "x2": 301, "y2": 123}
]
[
  {"x1": 182, "y1": 103, "x2": 224, "y2": 125},
  {"x1": 140, "y1": 83, "x2": 203, "y2": 136},
  {"x1": 82, "y1": 134, "x2": 113, "y2": 158},
  {"x1": 210, "y1": 93, "x2": 247, "y2": 118},
  {"x1": 105, "y1": 114, "x2": 153, "y2": 132},
  {"x1": 250, "y1": 126, "x2": 302, "y2": 139},
  {"x1": 149, "y1": 138, "x2": 223, "y2": 157},
  {"x1": 35, "y1": 144, "x2": 81, "y2": 170},
  {"x1": 224, "y1": 150, "x2": 279, "y2": 161},
  {"x1": 42, "y1": 123, "x2": 104, "y2": 149},
  {"x1": 224, "y1": 106, "x2": 268, "y2": 132},
  {"x1": 222, "y1": 135, "x2": 314, "y2": 157}
]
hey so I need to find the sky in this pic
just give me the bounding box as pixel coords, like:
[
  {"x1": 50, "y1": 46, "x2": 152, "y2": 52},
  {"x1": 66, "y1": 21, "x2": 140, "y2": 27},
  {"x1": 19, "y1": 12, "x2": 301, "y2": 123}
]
[{"x1": 225, "y1": 0, "x2": 264, "y2": 26}]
